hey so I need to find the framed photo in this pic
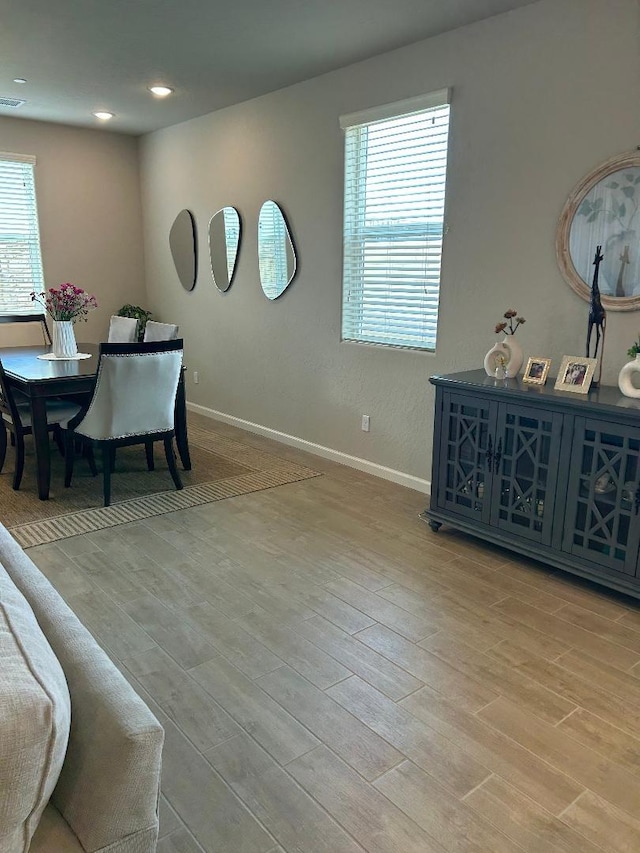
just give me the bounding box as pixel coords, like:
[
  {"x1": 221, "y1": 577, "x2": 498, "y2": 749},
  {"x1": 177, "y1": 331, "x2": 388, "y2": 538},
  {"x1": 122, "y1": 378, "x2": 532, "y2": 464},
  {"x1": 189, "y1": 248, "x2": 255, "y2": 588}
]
[
  {"x1": 522, "y1": 356, "x2": 552, "y2": 386},
  {"x1": 554, "y1": 355, "x2": 598, "y2": 394}
]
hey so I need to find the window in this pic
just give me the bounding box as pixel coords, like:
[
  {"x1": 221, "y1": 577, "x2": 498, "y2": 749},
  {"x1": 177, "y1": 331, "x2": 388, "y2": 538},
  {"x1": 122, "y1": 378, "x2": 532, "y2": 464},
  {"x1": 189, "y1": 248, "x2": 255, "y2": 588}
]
[
  {"x1": 0, "y1": 152, "x2": 45, "y2": 313},
  {"x1": 340, "y1": 90, "x2": 450, "y2": 350}
]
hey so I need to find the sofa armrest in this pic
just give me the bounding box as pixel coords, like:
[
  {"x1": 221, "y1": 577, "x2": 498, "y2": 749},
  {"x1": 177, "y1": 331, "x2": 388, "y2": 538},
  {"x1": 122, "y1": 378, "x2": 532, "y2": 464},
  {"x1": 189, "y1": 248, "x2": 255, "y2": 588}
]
[{"x1": 0, "y1": 527, "x2": 163, "y2": 853}]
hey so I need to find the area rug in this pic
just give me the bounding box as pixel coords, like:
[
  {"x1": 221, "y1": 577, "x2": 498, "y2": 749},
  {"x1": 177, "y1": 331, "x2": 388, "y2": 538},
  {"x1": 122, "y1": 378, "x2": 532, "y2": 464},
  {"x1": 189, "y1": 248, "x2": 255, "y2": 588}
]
[{"x1": 3, "y1": 423, "x2": 321, "y2": 548}]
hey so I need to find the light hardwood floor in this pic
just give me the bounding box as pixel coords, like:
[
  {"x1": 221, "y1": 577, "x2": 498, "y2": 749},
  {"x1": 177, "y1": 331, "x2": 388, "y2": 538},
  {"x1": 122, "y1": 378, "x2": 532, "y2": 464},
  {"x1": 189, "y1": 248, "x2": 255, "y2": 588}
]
[{"x1": 27, "y1": 415, "x2": 640, "y2": 852}]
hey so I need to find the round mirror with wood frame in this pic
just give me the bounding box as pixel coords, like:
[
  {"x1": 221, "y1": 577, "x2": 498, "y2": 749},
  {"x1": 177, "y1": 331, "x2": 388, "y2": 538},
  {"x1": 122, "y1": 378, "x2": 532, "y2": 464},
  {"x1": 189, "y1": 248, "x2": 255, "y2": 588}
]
[{"x1": 556, "y1": 150, "x2": 640, "y2": 311}]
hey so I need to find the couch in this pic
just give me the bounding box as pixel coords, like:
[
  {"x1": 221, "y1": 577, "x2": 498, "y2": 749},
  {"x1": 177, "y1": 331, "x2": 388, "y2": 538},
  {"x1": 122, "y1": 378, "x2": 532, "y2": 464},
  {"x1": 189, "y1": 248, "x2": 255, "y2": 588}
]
[{"x1": 0, "y1": 523, "x2": 164, "y2": 852}]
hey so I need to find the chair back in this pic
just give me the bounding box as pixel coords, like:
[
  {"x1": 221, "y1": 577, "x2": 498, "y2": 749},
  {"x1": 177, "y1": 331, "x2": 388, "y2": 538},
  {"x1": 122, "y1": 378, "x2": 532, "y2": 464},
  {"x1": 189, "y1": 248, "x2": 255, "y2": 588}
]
[
  {"x1": 107, "y1": 315, "x2": 138, "y2": 343},
  {"x1": 0, "y1": 313, "x2": 52, "y2": 346},
  {"x1": 75, "y1": 340, "x2": 183, "y2": 441},
  {"x1": 143, "y1": 320, "x2": 179, "y2": 342},
  {"x1": 0, "y1": 359, "x2": 23, "y2": 426}
]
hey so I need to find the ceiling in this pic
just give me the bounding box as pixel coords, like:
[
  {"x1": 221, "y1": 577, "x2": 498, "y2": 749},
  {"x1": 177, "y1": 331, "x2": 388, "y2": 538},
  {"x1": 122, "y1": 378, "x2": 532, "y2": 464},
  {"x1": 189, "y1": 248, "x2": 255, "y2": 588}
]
[{"x1": 1, "y1": 0, "x2": 538, "y2": 136}]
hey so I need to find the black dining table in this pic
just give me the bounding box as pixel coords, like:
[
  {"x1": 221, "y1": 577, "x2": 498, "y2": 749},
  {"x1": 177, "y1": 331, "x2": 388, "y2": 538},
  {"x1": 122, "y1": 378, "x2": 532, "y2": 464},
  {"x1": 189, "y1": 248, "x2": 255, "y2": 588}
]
[{"x1": 0, "y1": 342, "x2": 191, "y2": 500}]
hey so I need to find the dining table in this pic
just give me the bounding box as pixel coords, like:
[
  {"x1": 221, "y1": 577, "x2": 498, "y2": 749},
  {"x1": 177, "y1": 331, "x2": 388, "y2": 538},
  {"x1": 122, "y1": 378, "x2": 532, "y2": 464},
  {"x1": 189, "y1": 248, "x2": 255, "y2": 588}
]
[{"x1": 0, "y1": 342, "x2": 191, "y2": 500}]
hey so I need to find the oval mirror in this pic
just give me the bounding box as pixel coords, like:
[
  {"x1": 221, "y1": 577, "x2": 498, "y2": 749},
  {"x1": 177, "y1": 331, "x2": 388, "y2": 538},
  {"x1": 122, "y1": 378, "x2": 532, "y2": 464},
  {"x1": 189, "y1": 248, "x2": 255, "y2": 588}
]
[
  {"x1": 258, "y1": 201, "x2": 297, "y2": 300},
  {"x1": 209, "y1": 206, "x2": 241, "y2": 292},
  {"x1": 557, "y1": 151, "x2": 640, "y2": 311},
  {"x1": 169, "y1": 209, "x2": 197, "y2": 291}
]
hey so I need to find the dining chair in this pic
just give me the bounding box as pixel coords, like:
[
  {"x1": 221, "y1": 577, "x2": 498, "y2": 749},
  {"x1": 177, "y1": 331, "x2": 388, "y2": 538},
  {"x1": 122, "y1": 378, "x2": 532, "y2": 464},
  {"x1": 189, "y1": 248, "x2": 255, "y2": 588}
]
[
  {"x1": 0, "y1": 360, "x2": 83, "y2": 490},
  {"x1": 0, "y1": 313, "x2": 52, "y2": 346},
  {"x1": 141, "y1": 320, "x2": 182, "y2": 467},
  {"x1": 143, "y1": 320, "x2": 179, "y2": 341},
  {"x1": 107, "y1": 315, "x2": 138, "y2": 343},
  {"x1": 61, "y1": 340, "x2": 184, "y2": 506}
]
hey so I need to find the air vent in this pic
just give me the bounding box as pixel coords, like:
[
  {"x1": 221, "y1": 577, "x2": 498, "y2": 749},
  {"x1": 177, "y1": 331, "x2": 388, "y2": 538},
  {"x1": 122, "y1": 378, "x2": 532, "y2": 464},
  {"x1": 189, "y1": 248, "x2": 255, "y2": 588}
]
[{"x1": 0, "y1": 97, "x2": 26, "y2": 108}]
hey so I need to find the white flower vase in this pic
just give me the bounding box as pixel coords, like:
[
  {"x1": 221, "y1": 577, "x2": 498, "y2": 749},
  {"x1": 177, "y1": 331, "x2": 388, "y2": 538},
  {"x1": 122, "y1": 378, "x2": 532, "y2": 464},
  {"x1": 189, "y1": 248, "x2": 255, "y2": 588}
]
[
  {"x1": 484, "y1": 336, "x2": 523, "y2": 378},
  {"x1": 618, "y1": 354, "x2": 640, "y2": 398},
  {"x1": 52, "y1": 320, "x2": 78, "y2": 358},
  {"x1": 484, "y1": 341, "x2": 508, "y2": 377},
  {"x1": 502, "y1": 335, "x2": 523, "y2": 378}
]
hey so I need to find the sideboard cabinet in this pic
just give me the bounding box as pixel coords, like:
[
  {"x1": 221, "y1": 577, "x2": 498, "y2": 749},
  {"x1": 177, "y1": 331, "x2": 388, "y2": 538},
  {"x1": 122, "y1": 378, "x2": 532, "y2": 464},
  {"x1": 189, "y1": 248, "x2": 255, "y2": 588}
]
[{"x1": 425, "y1": 370, "x2": 640, "y2": 599}]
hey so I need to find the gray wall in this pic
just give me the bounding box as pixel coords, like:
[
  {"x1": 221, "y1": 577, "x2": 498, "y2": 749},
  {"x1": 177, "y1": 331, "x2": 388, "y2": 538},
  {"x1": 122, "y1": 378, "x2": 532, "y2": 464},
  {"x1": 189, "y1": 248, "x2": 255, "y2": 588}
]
[
  {"x1": 139, "y1": 0, "x2": 640, "y2": 486},
  {"x1": 0, "y1": 116, "x2": 146, "y2": 345}
]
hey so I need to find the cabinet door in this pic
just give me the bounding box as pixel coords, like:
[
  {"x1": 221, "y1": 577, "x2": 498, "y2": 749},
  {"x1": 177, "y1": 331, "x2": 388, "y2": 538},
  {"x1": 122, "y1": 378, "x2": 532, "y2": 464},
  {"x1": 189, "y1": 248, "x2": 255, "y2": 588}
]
[
  {"x1": 437, "y1": 391, "x2": 496, "y2": 522},
  {"x1": 490, "y1": 404, "x2": 563, "y2": 545},
  {"x1": 563, "y1": 418, "x2": 640, "y2": 576}
]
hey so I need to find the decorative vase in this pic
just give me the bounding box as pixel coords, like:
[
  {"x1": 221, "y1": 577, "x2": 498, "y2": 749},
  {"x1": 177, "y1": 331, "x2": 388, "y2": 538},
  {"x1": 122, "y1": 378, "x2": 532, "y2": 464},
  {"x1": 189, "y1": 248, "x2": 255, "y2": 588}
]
[
  {"x1": 484, "y1": 341, "x2": 509, "y2": 377},
  {"x1": 502, "y1": 335, "x2": 523, "y2": 378},
  {"x1": 52, "y1": 320, "x2": 78, "y2": 358},
  {"x1": 618, "y1": 353, "x2": 640, "y2": 398}
]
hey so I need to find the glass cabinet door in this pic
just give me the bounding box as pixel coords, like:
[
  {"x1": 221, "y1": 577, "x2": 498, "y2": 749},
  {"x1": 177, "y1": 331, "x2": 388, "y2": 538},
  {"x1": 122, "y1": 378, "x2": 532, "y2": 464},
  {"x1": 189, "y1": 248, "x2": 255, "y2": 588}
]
[
  {"x1": 437, "y1": 392, "x2": 496, "y2": 522},
  {"x1": 490, "y1": 404, "x2": 563, "y2": 544},
  {"x1": 563, "y1": 418, "x2": 640, "y2": 576}
]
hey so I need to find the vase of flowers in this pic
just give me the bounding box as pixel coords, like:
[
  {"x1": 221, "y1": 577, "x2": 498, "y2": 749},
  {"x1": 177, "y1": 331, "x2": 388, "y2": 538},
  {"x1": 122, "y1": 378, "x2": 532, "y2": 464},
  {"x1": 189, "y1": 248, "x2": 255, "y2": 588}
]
[
  {"x1": 31, "y1": 283, "x2": 97, "y2": 358},
  {"x1": 484, "y1": 309, "x2": 526, "y2": 378}
]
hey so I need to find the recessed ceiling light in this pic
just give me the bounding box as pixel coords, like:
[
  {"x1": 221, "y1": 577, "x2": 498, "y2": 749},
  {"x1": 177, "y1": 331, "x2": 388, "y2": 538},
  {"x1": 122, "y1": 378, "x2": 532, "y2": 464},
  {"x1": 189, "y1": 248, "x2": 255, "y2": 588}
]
[
  {"x1": 93, "y1": 111, "x2": 114, "y2": 121},
  {"x1": 13, "y1": 78, "x2": 27, "y2": 84},
  {"x1": 148, "y1": 85, "x2": 173, "y2": 98}
]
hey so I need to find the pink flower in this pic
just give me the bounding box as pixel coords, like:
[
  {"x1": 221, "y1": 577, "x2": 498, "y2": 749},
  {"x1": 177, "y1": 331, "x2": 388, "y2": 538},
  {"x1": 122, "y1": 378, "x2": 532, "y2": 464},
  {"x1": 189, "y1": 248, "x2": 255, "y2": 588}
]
[{"x1": 31, "y1": 282, "x2": 98, "y2": 323}]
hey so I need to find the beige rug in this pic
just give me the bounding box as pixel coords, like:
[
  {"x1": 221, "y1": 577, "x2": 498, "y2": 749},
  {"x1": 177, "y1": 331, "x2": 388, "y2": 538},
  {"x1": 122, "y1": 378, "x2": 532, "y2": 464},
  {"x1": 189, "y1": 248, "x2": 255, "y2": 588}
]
[{"x1": 3, "y1": 423, "x2": 320, "y2": 547}]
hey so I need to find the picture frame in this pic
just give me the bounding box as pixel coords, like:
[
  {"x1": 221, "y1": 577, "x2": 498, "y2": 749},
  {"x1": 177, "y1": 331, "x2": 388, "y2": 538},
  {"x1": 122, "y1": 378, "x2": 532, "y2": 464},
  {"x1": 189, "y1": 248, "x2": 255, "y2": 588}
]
[
  {"x1": 522, "y1": 356, "x2": 552, "y2": 386},
  {"x1": 554, "y1": 355, "x2": 598, "y2": 394}
]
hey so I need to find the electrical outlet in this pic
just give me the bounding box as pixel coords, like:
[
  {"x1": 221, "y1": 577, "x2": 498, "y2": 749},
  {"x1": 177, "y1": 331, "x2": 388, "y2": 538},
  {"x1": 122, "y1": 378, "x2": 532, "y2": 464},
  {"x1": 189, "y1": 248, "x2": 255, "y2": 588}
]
[
  {"x1": 361, "y1": 414, "x2": 370, "y2": 432},
  {"x1": 193, "y1": 370, "x2": 199, "y2": 384}
]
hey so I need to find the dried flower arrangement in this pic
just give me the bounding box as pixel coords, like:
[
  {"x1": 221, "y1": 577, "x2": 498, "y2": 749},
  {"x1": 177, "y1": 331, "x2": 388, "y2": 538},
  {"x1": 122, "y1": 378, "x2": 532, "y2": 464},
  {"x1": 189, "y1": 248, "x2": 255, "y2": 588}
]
[{"x1": 495, "y1": 309, "x2": 526, "y2": 335}]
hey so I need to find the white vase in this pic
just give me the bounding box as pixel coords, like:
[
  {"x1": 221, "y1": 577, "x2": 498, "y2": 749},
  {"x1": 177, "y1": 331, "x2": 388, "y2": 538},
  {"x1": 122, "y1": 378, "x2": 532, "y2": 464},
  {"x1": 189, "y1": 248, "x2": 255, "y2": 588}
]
[
  {"x1": 502, "y1": 335, "x2": 523, "y2": 378},
  {"x1": 484, "y1": 341, "x2": 509, "y2": 377},
  {"x1": 618, "y1": 353, "x2": 640, "y2": 398},
  {"x1": 52, "y1": 320, "x2": 78, "y2": 358},
  {"x1": 484, "y1": 336, "x2": 523, "y2": 378}
]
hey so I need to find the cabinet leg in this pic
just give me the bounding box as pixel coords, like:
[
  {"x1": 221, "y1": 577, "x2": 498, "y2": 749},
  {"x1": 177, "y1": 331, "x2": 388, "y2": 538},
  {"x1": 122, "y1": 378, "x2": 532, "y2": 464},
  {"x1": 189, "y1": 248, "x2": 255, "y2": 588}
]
[{"x1": 428, "y1": 520, "x2": 442, "y2": 533}]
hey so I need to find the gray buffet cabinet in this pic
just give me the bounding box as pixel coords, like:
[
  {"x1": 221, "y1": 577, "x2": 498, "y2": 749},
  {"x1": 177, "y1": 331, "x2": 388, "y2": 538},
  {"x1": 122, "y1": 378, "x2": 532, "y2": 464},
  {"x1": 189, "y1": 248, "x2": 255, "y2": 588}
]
[{"x1": 425, "y1": 369, "x2": 640, "y2": 599}]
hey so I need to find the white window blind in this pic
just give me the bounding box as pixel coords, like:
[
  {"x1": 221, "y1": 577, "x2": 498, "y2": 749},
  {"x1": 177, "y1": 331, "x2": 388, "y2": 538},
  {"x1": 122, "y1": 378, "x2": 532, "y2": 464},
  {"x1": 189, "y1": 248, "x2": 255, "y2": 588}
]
[
  {"x1": 0, "y1": 152, "x2": 45, "y2": 314},
  {"x1": 340, "y1": 91, "x2": 450, "y2": 350}
]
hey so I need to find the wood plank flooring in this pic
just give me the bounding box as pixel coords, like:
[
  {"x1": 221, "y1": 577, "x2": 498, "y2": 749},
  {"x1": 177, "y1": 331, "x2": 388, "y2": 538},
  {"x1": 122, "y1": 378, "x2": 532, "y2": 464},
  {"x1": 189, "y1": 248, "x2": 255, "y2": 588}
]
[{"x1": 25, "y1": 414, "x2": 640, "y2": 852}]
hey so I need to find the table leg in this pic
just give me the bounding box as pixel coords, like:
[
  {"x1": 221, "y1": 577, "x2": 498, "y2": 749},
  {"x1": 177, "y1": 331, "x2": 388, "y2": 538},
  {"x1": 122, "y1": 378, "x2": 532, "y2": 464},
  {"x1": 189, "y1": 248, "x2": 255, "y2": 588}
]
[
  {"x1": 30, "y1": 397, "x2": 51, "y2": 500},
  {"x1": 175, "y1": 373, "x2": 192, "y2": 470}
]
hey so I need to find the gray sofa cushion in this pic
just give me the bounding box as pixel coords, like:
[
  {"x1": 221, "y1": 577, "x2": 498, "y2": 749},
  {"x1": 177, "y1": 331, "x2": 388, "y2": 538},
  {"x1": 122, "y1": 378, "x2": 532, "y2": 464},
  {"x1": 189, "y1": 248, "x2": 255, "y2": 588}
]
[
  {"x1": 0, "y1": 562, "x2": 71, "y2": 853},
  {"x1": 30, "y1": 804, "x2": 84, "y2": 852},
  {"x1": 0, "y1": 524, "x2": 163, "y2": 853}
]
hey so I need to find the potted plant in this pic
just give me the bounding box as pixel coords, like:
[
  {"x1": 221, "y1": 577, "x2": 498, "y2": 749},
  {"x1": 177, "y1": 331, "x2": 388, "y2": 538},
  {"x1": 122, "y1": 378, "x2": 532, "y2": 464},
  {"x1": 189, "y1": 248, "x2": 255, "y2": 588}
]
[
  {"x1": 627, "y1": 336, "x2": 640, "y2": 359},
  {"x1": 117, "y1": 304, "x2": 152, "y2": 342},
  {"x1": 618, "y1": 334, "x2": 640, "y2": 398}
]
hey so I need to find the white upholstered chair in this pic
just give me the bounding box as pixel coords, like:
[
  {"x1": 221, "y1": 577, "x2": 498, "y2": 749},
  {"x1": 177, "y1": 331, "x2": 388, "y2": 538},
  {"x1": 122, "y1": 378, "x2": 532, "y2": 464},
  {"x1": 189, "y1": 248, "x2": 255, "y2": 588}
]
[
  {"x1": 62, "y1": 340, "x2": 184, "y2": 506},
  {"x1": 142, "y1": 320, "x2": 182, "y2": 468},
  {"x1": 143, "y1": 320, "x2": 179, "y2": 341},
  {"x1": 0, "y1": 360, "x2": 82, "y2": 490},
  {"x1": 107, "y1": 315, "x2": 138, "y2": 343}
]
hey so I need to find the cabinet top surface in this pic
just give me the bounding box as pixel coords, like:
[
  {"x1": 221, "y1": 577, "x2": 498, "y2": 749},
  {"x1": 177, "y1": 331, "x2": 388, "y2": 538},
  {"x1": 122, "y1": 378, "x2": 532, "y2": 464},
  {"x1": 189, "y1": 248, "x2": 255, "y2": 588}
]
[{"x1": 430, "y1": 369, "x2": 640, "y2": 417}]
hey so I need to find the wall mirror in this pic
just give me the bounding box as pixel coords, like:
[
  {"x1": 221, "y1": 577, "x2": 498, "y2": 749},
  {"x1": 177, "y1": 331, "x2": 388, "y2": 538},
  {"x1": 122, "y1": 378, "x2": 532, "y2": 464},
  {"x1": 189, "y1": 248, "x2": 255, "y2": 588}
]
[
  {"x1": 169, "y1": 209, "x2": 197, "y2": 291},
  {"x1": 258, "y1": 200, "x2": 297, "y2": 300},
  {"x1": 209, "y1": 206, "x2": 241, "y2": 292},
  {"x1": 557, "y1": 151, "x2": 640, "y2": 311}
]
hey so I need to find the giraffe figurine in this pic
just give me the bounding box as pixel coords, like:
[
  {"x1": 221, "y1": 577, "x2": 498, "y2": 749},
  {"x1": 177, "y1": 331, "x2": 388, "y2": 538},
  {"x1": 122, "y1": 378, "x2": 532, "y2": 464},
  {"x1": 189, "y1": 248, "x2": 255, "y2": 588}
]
[{"x1": 586, "y1": 244, "x2": 606, "y2": 386}]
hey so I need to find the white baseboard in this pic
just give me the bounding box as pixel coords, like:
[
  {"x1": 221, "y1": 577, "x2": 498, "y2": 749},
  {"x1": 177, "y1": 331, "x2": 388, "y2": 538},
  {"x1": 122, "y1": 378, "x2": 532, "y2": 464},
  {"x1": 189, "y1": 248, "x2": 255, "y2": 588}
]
[{"x1": 187, "y1": 402, "x2": 431, "y2": 495}]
